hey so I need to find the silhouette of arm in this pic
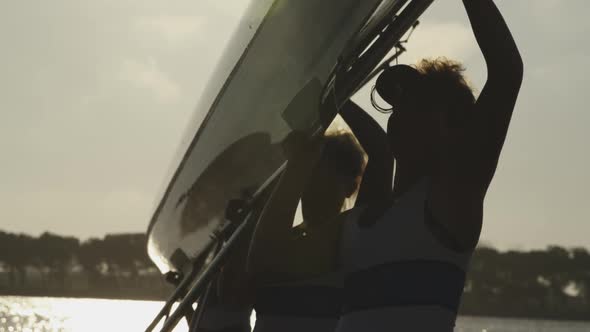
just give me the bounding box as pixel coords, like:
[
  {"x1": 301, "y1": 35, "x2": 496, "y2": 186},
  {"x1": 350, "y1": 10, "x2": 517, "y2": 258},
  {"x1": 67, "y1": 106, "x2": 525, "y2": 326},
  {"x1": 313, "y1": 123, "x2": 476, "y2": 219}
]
[
  {"x1": 247, "y1": 137, "x2": 332, "y2": 283},
  {"x1": 339, "y1": 100, "x2": 393, "y2": 205},
  {"x1": 428, "y1": 0, "x2": 524, "y2": 252},
  {"x1": 463, "y1": 0, "x2": 524, "y2": 186}
]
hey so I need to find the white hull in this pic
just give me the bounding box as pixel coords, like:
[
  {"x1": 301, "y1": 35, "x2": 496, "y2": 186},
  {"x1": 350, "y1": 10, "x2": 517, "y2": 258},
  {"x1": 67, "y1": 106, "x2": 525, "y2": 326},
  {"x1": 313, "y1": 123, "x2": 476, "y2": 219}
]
[{"x1": 146, "y1": 0, "x2": 431, "y2": 273}]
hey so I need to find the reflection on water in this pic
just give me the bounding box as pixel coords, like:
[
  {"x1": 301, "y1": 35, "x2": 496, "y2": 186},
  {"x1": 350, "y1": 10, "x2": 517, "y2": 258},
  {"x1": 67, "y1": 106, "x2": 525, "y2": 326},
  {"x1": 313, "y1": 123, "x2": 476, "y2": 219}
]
[
  {"x1": 2, "y1": 296, "x2": 589, "y2": 332},
  {"x1": 0, "y1": 296, "x2": 187, "y2": 332}
]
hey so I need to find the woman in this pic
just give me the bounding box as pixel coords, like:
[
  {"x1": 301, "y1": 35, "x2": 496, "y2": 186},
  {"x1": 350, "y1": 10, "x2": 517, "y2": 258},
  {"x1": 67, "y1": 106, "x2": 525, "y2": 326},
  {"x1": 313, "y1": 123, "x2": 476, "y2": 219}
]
[
  {"x1": 246, "y1": 130, "x2": 368, "y2": 332},
  {"x1": 336, "y1": 0, "x2": 523, "y2": 331},
  {"x1": 213, "y1": 123, "x2": 385, "y2": 332}
]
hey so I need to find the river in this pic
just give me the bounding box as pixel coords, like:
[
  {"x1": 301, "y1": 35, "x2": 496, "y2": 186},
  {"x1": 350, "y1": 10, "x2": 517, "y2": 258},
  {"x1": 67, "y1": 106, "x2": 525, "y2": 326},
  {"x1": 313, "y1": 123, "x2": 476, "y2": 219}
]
[{"x1": 1, "y1": 296, "x2": 589, "y2": 332}]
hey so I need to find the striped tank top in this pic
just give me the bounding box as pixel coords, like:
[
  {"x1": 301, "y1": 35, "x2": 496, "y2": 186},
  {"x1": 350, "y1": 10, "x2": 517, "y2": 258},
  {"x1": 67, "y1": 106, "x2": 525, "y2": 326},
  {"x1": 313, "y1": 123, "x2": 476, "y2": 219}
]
[
  {"x1": 253, "y1": 272, "x2": 343, "y2": 332},
  {"x1": 196, "y1": 290, "x2": 252, "y2": 332},
  {"x1": 336, "y1": 179, "x2": 472, "y2": 332}
]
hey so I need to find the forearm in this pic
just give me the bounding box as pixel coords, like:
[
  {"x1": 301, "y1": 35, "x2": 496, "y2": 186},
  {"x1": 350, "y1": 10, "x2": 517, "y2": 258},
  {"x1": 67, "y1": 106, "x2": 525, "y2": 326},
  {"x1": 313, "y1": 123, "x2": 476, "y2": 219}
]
[
  {"x1": 340, "y1": 100, "x2": 392, "y2": 204},
  {"x1": 340, "y1": 101, "x2": 388, "y2": 155},
  {"x1": 448, "y1": 1, "x2": 524, "y2": 192},
  {"x1": 463, "y1": 0, "x2": 523, "y2": 75},
  {"x1": 247, "y1": 163, "x2": 313, "y2": 273}
]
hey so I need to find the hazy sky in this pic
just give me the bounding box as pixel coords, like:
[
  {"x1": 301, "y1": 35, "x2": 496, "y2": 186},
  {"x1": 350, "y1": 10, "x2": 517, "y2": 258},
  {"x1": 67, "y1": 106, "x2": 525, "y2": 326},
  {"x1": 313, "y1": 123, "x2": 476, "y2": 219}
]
[{"x1": 1, "y1": 0, "x2": 588, "y2": 250}]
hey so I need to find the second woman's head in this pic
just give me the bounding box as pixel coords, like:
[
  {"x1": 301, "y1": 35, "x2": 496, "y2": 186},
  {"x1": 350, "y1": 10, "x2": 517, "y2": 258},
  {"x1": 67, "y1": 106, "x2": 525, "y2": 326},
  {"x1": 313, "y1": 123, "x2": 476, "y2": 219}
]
[{"x1": 301, "y1": 131, "x2": 365, "y2": 224}]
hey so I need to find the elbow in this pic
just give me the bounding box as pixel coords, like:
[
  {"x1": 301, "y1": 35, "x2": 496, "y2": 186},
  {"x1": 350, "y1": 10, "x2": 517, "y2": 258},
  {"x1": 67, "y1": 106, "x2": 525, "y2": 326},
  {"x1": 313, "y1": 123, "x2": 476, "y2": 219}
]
[
  {"x1": 512, "y1": 51, "x2": 524, "y2": 85},
  {"x1": 488, "y1": 53, "x2": 524, "y2": 90},
  {"x1": 510, "y1": 57, "x2": 524, "y2": 94},
  {"x1": 507, "y1": 43, "x2": 524, "y2": 84},
  {"x1": 485, "y1": 41, "x2": 524, "y2": 85}
]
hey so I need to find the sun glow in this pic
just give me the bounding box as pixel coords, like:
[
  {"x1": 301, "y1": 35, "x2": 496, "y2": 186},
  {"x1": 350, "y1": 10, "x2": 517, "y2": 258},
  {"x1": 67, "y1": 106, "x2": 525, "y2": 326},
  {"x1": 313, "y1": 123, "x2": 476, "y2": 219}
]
[{"x1": 1, "y1": 297, "x2": 189, "y2": 332}]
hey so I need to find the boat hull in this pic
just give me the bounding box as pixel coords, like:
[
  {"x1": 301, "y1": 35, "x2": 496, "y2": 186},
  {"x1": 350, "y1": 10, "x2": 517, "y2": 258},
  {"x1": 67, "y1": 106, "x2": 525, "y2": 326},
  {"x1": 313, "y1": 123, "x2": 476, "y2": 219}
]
[{"x1": 146, "y1": 0, "x2": 412, "y2": 273}]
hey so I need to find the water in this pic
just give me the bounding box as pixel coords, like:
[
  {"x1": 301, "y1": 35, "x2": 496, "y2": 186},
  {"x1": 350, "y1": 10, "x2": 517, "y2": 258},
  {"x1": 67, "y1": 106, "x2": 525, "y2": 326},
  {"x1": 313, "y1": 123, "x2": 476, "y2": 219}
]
[{"x1": 1, "y1": 296, "x2": 589, "y2": 332}]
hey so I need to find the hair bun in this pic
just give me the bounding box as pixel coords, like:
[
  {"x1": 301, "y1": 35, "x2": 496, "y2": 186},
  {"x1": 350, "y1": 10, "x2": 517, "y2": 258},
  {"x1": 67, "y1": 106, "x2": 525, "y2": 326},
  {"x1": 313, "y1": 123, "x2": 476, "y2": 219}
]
[{"x1": 375, "y1": 64, "x2": 422, "y2": 106}]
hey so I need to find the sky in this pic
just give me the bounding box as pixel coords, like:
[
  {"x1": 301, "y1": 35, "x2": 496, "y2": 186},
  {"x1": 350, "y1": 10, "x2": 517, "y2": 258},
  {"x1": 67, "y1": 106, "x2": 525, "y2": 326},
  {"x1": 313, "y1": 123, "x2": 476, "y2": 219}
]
[{"x1": 0, "y1": 0, "x2": 588, "y2": 250}]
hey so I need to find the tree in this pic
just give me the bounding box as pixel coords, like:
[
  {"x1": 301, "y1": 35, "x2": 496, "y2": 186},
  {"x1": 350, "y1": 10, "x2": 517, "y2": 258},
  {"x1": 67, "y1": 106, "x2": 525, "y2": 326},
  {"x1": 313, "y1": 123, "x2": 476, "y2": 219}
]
[
  {"x1": 0, "y1": 232, "x2": 35, "y2": 287},
  {"x1": 102, "y1": 234, "x2": 151, "y2": 279},
  {"x1": 78, "y1": 238, "x2": 106, "y2": 286},
  {"x1": 571, "y1": 247, "x2": 590, "y2": 303},
  {"x1": 36, "y1": 232, "x2": 80, "y2": 290}
]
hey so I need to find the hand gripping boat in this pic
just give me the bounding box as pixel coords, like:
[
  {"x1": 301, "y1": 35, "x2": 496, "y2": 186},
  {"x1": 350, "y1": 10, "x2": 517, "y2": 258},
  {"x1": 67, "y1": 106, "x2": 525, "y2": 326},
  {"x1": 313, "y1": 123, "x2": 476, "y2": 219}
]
[{"x1": 145, "y1": 1, "x2": 434, "y2": 330}]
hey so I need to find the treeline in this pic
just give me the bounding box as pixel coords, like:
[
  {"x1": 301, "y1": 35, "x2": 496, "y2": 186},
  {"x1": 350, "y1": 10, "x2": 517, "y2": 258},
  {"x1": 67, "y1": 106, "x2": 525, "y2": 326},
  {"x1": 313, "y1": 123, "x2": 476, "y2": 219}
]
[
  {"x1": 0, "y1": 230, "x2": 589, "y2": 320},
  {"x1": 0, "y1": 230, "x2": 171, "y2": 300},
  {"x1": 461, "y1": 245, "x2": 590, "y2": 320}
]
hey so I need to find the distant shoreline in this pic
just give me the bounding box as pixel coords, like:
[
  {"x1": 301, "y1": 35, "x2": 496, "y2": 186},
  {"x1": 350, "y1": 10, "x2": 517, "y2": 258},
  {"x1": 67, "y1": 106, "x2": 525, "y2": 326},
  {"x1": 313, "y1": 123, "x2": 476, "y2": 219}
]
[
  {"x1": 458, "y1": 309, "x2": 590, "y2": 324},
  {"x1": 1, "y1": 232, "x2": 588, "y2": 323},
  {"x1": 0, "y1": 289, "x2": 168, "y2": 302}
]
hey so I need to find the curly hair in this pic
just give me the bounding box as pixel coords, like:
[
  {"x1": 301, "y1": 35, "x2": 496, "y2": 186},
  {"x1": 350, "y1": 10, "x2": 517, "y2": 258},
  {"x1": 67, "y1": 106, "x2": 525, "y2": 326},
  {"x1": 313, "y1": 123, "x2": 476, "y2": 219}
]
[
  {"x1": 322, "y1": 130, "x2": 365, "y2": 179},
  {"x1": 416, "y1": 57, "x2": 476, "y2": 119}
]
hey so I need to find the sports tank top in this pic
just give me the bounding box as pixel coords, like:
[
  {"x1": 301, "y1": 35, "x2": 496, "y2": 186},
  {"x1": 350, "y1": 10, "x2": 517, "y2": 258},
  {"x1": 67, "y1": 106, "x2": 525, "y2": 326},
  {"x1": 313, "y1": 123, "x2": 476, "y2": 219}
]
[
  {"x1": 196, "y1": 290, "x2": 252, "y2": 332},
  {"x1": 336, "y1": 178, "x2": 472, "y2": 332},
  {"x1": 253, "y1": 271, "x2": 343, "y2": 332}
]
